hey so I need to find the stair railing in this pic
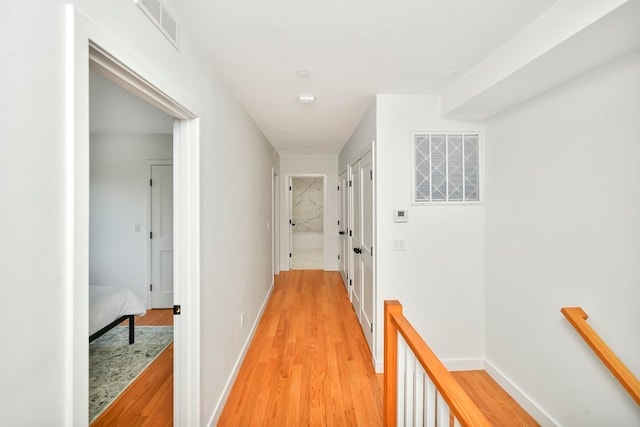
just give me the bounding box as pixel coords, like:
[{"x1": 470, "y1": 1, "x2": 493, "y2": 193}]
[
  {"x1": 561, "y1": 307, "x2": 640, "y2": 405},
  {"x1": 384, "y1": 300, "x2": 491, "y2": 427}
]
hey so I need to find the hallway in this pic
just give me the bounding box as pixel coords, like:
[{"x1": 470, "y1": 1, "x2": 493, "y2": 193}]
[{"x1": 219, "y1": 270, "x2": 383, "y2": 425}]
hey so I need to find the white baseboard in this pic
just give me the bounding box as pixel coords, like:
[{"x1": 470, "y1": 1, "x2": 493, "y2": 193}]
[
  {"x1": 206, "y1": 279, "x2": 275, "y2": 427},
  {"x1": 442, "y1": 358, "x2": 486, "y2": 371},
  {"x1": 484, "y1": 360, "x2": 559, "y2": 427},
  {"x1": 375, "y1": 358, "x2": 384, "y2": 373},
  {"x1": 324, "y1": 263, "x2": 339, "y2": 271}
]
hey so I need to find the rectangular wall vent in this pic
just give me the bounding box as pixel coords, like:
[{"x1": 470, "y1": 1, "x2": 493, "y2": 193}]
[{"x1": 136, "y1": 0, "x2": 180, "y2": 50}]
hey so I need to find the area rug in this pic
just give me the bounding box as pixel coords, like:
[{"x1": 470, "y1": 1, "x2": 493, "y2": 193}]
[{"x1": 89, "y1": 326, "x2": 173, "y2": 422}]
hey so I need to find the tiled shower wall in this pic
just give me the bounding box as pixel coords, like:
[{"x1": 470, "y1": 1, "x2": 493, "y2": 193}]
[{"x1": 292, "y1": 177, "x2": 323, "y2": 232}]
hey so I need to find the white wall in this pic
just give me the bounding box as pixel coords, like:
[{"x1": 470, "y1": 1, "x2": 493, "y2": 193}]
[
  {"x1": 339, "y1": 99, "x2": 377, "y2": 172},
  {"x1": 484, "y1": 50, "x2": 640, "y2": 426},
  {"x1": 0, "y1": 1, "x2": 277, "y2": 425},
  {"x1": 279, "y1": 155, "x2": 339, "y2": 271},
  {"x1": 90, "y1": 69, "x2": 174, "y2": 134},
  {"x1": 89, "y1": 133, "x2": 172, "y2": 303},
  {"x1": 375, "y1": 95, "x2": 486, "y2": 371}
]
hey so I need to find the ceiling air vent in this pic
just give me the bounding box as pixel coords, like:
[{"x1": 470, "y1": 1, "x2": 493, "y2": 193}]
[{"x1": 136, "y1": 0, "x2": 180, "y2": 50}]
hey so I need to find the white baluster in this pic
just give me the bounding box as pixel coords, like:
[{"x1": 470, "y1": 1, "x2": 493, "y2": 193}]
[
  {"x1": 397, "y1": 336, "x2": 406, "y2": 426},
  {"x1": 405, "y1": 347, "x2": 415, "y2": 426},
  {"x1": 425, "y1": 374, "x2": 436, "y2": 427},
  {"x1": 436, "y1": 392, "x2": 450, "y2": 427},
  {"x1": 414, "y1": 363, "x2": 424, "y2": 426}
]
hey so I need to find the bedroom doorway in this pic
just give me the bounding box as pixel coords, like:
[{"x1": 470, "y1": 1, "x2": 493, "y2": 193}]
[
  {"x1": 89, "y1": 62, "x2": 175, "y2": 424},
  {"x1": 69, "y1": 28, "x2": 201, "y2": 425}
]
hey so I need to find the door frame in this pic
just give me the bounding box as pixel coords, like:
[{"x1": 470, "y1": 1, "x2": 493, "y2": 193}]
[
  {"x1": 147, "y1": 160, "x2": 174, "y2": 307},
  {"x1": 66, "y1": 7, "x2": 201, "y2": 425},
  {"x1": 272, "y1": 168, "x2": 280, "y2": 277},
  {"x1": 286, "y1": 174, "x2": 327, "y2": 270}
]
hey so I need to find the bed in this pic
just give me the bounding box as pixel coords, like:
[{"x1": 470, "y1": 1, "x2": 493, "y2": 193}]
[{"x1": 89, "y1": 285, "x2": 147, "y2": 344}]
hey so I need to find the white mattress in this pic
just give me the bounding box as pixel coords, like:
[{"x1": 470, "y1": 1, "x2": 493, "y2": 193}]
[{"x1": 89, "y1": 285, "x2": 147, "y2": 336}]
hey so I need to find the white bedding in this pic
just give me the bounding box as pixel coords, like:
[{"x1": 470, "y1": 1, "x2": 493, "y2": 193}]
[{"x1": 89, "y1": 285, "x2": 147, "y2": 336}]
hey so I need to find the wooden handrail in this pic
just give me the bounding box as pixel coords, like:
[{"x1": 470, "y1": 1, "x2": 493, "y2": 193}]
[
  {"x1": 384, "y1": 301, "x2": 491, "y2": 427},
  {"x1": 561, "y1": 307, "x2": 640, "y2": 405}
]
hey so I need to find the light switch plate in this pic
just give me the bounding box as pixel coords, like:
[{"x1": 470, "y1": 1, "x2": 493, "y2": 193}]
[{"x1": 392, "y1": 239, "x2": 406, "y2": 251}]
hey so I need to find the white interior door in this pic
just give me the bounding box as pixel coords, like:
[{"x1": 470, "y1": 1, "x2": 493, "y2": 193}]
[
  {"x1": 338, "y1": 171, "x2": 348, "y2": 287},
  {"x1": 360, "y1": 151, "x2": 374, "y2": 350},
  {"x1": 288, "y1": 176, "x2": 293, "y2": 268},
  {"x1": 351, "y1": 161, "x2": 362, "y2": 321},
  {"x1": 347, "y1": 167, "x2": 353, "y2": 302},
  {"x1": 150, "y1": 164, "x2": 174, "y2": 308}
]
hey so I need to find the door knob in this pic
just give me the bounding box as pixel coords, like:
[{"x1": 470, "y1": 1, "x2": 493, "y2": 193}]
[
  {"x1": 291, "y1": 223, "x2": 296, "y2": 226},
  {"x1": 353, "y1": 247, "x2": 361, "y2": 254},
  {"x1": 339, "y1": 231, "x2": 345, "y2": 235}
]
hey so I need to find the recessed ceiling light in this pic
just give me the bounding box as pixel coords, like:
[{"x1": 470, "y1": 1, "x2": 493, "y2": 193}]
[
  {"x1": 296, "y1": 70, "x2": 309, "y2": 78},
  {"x1": 298, "y1": 94, "x2": 315, "y2": 104}
]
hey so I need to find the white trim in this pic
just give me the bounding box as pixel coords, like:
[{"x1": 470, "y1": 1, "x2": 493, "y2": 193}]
[
  {"x1": 370, "y1": 140, "x2": 378, "y2": 368},
  {"x1": 172, "y1": 117, "x2": 201, "y2": 427},
  {"x1": 271, "y1": 167, "x2": 275, "y2": 277},
  {"x1": 442, "y1": 358, "x2": 486, "y2": 371},
  {"x1": 67, "y1": 7, "x2": 201, "y2": 425},
  {"x1": 64, "y1": 6, "x2": 79, "y2": 424},
  {"x1": 89, "y1": 43, "x2": 190, "y2": 119},
  {"x1": 375, "y1": 358, "x2": 384, "y2": 374},
  {"x1": 207, "y1": 279, "x2": 275, "y2": 426},
  {"x1": 485, "y1": 360, "x2": 560, "y2": 427}
]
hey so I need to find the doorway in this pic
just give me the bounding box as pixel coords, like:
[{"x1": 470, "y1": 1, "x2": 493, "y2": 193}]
[
  {"x1": 68, "y1": 22, "x2": 201, "y2": 424},
  {"x1": 289, "y1": 175, "x2": 325, "y2": 270},
  {"x1": 89, "y1": 62, "x2": 175, "y2": 423}
]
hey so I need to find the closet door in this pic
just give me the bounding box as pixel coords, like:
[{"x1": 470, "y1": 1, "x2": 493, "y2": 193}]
[
  {"x1": 338, "y1": 170, "x2": 348, "y2": 288},
  {"x1": 360, "y1": 151, "x2": 374, "y2": 350},
  {"x1": 350, "y1": 161, "x2": 362, "y2": 321}
]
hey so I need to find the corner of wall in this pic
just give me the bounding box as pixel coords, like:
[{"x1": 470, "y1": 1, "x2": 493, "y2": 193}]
[{"x1": 484, "y1": 360, "x2": 560, "y2": 427}]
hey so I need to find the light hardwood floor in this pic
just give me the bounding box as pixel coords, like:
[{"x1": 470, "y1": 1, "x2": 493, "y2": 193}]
[
  {"x1": 218, "y1": 270, "x2": 383, "y2": 426},
  {"x1": 91, "y1": 275, "x2": 540, "y2": 426},
  {"x1": 90, "y1": 309, "x2": 174, "y2": 427},
  {"x1": 452, "y1": 370, "x2": 540, "y2": 426}
]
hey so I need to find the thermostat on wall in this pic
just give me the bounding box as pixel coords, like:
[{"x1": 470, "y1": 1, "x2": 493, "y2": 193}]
[{"x1": 394, "y1": 209, "x2": 408, "y2": 223}]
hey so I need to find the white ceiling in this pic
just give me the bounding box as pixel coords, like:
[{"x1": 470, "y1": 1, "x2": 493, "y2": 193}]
[{"x1": 162, "y1": 0, "x2": 558, "y2": 155}]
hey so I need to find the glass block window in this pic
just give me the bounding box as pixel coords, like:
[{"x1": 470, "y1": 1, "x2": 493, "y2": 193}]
[{"x1": 414, "y1": 133, "x2": 480, "y2": 203}]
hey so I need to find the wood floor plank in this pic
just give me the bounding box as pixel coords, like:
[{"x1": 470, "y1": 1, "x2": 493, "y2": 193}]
[
  {"x1": 218, "y1": 270, "x2": 383, "y2": 426},
  {"x1": 452, "y1": 370, "x2": 541, "y2": 426}
]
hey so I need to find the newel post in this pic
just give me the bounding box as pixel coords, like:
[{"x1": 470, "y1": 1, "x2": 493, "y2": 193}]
[{"x1": 384, "y1": 300, "x2": 402, "y2": 427}]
